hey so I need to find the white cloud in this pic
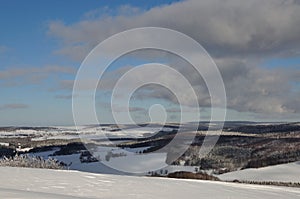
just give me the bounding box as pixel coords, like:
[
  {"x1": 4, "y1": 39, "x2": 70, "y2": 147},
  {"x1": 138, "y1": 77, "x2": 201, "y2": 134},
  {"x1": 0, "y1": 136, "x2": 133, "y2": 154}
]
[
  {"x1": 48, "y1": 0, "x2": 300, "y2": 60},
  {"x1": 0, "y1": 104, "x2": 29, "y2": 110},
  {"x1": 48, "y1": 0, "x2": 300, "y2": 119},
  {"x1": 0, "y1": 65, "x2": 76, "y2": 86}
]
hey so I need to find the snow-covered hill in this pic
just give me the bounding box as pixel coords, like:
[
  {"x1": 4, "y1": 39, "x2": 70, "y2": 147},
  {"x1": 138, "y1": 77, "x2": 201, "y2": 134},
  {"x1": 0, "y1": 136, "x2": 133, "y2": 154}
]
[
  {"x1": 219, "y1": 161, "x2": 300, "y2": 183},
  {"x1": 0, "y1": 167, "x2": 299, "y2": 199}
]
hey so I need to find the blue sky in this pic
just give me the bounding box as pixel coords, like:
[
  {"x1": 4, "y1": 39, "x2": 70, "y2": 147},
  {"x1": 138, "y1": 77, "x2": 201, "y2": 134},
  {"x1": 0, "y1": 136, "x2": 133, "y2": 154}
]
[
  {"x1": 0, "y1": 0, "x2": 181, "y2": 126},
  {"x1": 1, "y1": 0, "x2": 300, "y2": 126}
]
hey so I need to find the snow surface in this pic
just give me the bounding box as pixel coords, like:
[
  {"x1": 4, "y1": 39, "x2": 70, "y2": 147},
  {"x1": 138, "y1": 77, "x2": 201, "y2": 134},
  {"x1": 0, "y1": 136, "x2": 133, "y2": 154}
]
[
  {"x1": 219, "y1": 162, "x2": 300, "y2": 183},
  {"x1": 0, "y1": 167, "x2": 299, "y2": 199}
]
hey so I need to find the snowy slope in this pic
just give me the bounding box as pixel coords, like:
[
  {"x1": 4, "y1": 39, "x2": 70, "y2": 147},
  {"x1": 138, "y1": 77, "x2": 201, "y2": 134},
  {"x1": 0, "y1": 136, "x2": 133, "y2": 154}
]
[
  {"x1": 0, "y1": 167, "x2": 299, "y2": 199},
  {"x1": 219, "y1": 161, "x2": 300, "y2": 183}
]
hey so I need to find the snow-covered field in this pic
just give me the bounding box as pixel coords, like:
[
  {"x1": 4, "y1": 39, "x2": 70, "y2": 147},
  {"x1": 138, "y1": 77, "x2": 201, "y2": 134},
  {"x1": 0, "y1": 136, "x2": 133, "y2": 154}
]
[
  {"x1": 219, "y1": 162, "x2": 300, "y2": 183},
  {"x1": 30, "y1": 147, "x2": 197, "y2": 175},
  {"x1": 0, "y1": 167, "x2": 299, "y2": 199},
  {"x1": 0, "y1": 125, "x2": 174, "y2": 141},
  {"x1": 0, "y1": 124, "x2": 273, "y2": 141}
]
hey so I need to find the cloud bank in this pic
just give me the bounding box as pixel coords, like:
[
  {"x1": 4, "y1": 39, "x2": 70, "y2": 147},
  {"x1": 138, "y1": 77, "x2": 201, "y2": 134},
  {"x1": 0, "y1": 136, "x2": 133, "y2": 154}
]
[{"x1": 48, "y1": 0, "x2": 300, "y2": 120}]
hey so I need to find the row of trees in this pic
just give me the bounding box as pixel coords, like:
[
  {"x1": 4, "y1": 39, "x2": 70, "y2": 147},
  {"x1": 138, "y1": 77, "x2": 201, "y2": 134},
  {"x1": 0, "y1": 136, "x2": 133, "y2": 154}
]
[{"x1": 233, "y1": 180, "x2": 300, "y2": 188}]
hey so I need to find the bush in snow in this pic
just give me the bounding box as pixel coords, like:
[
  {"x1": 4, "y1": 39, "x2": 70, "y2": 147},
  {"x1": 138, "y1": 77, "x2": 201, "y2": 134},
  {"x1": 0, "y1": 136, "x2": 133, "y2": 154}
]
[{"x1": 0, "y1": 154, "x2": 66, "y2": 169}]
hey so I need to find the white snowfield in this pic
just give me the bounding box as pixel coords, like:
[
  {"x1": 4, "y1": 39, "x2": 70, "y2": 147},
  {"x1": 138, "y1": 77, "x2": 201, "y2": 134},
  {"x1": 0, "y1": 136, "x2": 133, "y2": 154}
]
[
  {"x1": 219, "y1": 161, "x2": 300, "y2": 183},
  {"x1": 0, "y1": 167, "x2": 299, "y2": 199}
]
